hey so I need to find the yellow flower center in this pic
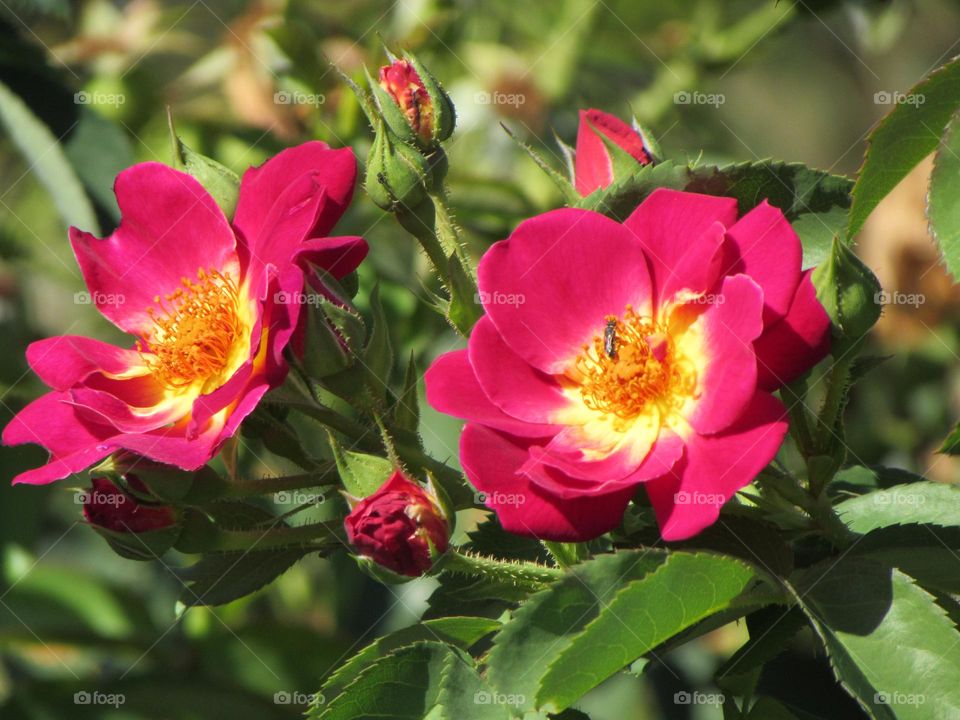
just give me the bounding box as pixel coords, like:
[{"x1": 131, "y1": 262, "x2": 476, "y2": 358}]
[
  {"x1": 574, "y1": 305, "x2": 697, "y2": 422},
  {"x1": 139, "y1": 268, "x2": 243, "y2": 390}
]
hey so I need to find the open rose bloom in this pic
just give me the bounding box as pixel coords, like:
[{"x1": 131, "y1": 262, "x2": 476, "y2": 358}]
[
  {"x1": 4, "y1": 142, "x2": 366, "y2": 485},
  {"x1": 427, "y1": 189, "x2": 830, "y2": 541}
]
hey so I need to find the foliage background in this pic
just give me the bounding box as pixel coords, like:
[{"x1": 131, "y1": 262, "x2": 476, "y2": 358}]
[{"x1": 0, "y1": 0, "x2": 958, "y2": 717}]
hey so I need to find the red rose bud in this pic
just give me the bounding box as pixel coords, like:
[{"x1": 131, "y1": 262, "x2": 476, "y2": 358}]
[
  {"x1": 82, "y1": 476, "x2": 177, "y2": 534},
  {"x1": 344, "y1": 470, "x2": 449, "y2": 577},
  {"x1": 374, "y1": 56, "x2": 454, "y2": 147},
  {"x1": 574, "y1": 109, "x2": 656, "y2": 196}
]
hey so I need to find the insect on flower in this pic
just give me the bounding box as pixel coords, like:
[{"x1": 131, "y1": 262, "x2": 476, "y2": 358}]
[{"x1": 604, "y1": 317, "x2": 618, "y2": 359}]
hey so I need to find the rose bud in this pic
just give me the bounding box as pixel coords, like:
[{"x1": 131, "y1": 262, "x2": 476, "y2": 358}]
[
  {"x1": 373, "y1": 55, "x2": 455, "y2": 148},
  {"x1": 364, "y1": 122, "x2": 432, "y2": 210},
  {"x1": 574, "y1": 109, "x2": 657, "y2": 196},
  {"x1": 83, "y1": 476, "x2": 177, "y2": 533},
  {"x1": 344, "y1": 470, "x2": 450, "y2": 578}
]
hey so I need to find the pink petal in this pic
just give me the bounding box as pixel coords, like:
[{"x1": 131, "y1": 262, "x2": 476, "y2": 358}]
[
  {"x1": 623, "y1": 189, "x2": 738, "y2": 307},
  {"x1": 468, "y1": 316, "x2": 570, "y2": 423},
  {"x1": 296, "y1": 235, "x2": 369, "y2": 280},
  {"x1": 424, "y1": 350, "x2": 556, "y2": 438},
  {"x1": 687, "y1": 275, "x2": 765, "y2": 434},
  {"x1": 646, "y1": 392, "x2": 788, "y2": 541},
  {"x1": 574, "y1": 109, "x2": 649, "y2": 196},
  {"x1": 26, "y1": 336, "x2": 144, "y2": 391},
  {"x1": 4, "y1": 393, "x2": 116, "y2": 485},
  {"x1": 478, "y1": 208, "x2": 653, "y2": 374},
  {"x1": 755, "y1": 270, "x2": 831, "y2": 390},
  {"x1": 724, "y1": 201, "x2": 802, "y2": 324},
  {"x1": 234, "y1": 142, "x2": 356, "y2": 243},
  {"x1": 66, "y1": 387, "x2": 181, "y2": 433},
  {"x1": 460, "y1": 423, "x2": 635, "y2": 541},
  {"x1": 70, "y1": 162, "x2": 238, "y2": 335}
]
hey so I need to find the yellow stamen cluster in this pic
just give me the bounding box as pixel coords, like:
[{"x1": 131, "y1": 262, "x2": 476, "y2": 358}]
[
  {"x1": 574, "y1": 305, "x2": 696, "y2": 421},
  {"x1": 139, "y1": 268, "x2": 242, "y2": 389}
]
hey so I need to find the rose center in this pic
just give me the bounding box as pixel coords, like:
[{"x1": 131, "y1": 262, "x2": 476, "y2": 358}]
[
  {"x1": 574, "y1": 305, "x2": 696, "y2": 420},
  {"x1": 139, "y1": 268, "x2": 242, "y2": 389}
]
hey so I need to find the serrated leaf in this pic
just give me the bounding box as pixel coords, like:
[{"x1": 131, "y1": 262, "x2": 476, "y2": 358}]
[
  {"x1": 687, "y1": 160, "x2": 852, "y2": 219},
  {"x1": 791, "y1": 556, "x2": 960, "y2": 719},
  {"x1": 575, "y1": 159, "x2": 691, "y2": 219},
  {"x1": 848, "y1": 524, "x2": 960, "y2": 593},
  {"x1": 319, "y1": 617, "x2": 501, "y2": 709},
  {"x1": 177, "y1": 548, "x2": 308, "y2": 607},
  {"x1": 827, "y1": 465, "x2": 924, "y2": 499},
  {"x1": 0, "y1": 80, "x2": 100, "y2": 235},
  {"x1": 834, "y1": 481, "x2": 960, "y2": 533},
  {"x1": 849, "y1": 54, "x2": 960, "y2": 240},
  {"x1": 926, "y1": 108, "x2": 960, "y2": 281},
  {"x1": 327, "y1": 432, "x2": 394, "y2": 499},
  {"x1": 363, "y1": 284, "x2": 393, "y2": 401},
  {"x1": 534, "y1": 552, "x2": 760, "y2": 713},
  {"x1": 168, "y1": 117, "x2": 240, "y2": 217},
  {"x1": 312, "y1": 641, "x2": 462, "y2": 720}
]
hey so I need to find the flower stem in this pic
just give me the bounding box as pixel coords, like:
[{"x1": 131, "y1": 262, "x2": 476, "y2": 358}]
[{"x1": 436, "y1": 549, "x2": 565, "y2": 590}]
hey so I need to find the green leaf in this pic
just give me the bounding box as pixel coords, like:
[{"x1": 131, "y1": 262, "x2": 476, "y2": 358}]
[
  {"x1": 744, "y1": 697, "x2": 802, "y2": 720},
  {"x1": 486, "y1": 550, "x2": 759, "y2": 715},
  {"x1": 0, "y1": 79, "x2": 100, "y2": 235},
  {"x1": 827, "y1": 465, "x2": 923, "y2": 499},
  {"x1": 926, "y1": 108, "x2": 960, "y2": 281},
  {"x1": 312, "y1": 641, "x2": 502, "y2": 720},
  {"x1": 177, "y1": 548, "x2": 309, "y2": 607},
  {"x1": 446, "y1": 251, "x2": 483, "y2": 334},
  {"x1": 834, "y1": 481, "x2": 960, "y2": 533},
  {"x1": 392, "y1": 350, "x2": 420, "y2": 432},
  {"x1": 319, "y1": 617, "x2": 501, "y2": 709},
  {"x1": 848, "y1": 54, "x2": 960, "y2": 240},
  {"x1": 715, "y1": 606, "x2": 807, "y2": 696},
  {"x1": 849, "y1": 524, "x2": 960, "y2": 593},
  {"x1": 303, "y1": 304, "x2": 351, "y2": 378},
  {"x1": 811, "y1": 237, "x2": 882, "y2": 352},
  {"x1": 327, "y1": 432, "x2": 394, "y2": 498},
  {"x1": 940, "y1": 422, "x2": 960, "y2": 455},
  {"x1": 168, "y1": 114, "x2": 240, "y2": 217},
  {"x1": 363, "y1": 284, "x2": 393, "y2": 402},
  {"x1": 535, "y1": 553, "x2": 760, "y2": 713},
  {"x1": 575, "y1": 159, "x2": 691, "y2": 219},
  {"x1": 791, "y1": 556, "x2": 960, "y2": 719},
  {"x1": 686, "y1": 160, "x2": 852, "y2": 219}
]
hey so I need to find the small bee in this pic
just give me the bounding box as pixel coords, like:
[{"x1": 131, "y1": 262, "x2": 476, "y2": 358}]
[{"x1": 603, "y1": 319, "x2": 618, "y2": 359}]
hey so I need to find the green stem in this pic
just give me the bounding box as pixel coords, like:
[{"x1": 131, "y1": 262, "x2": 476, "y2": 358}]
[
  {"x1": 225, "y1": 471, "x2": 337, "y2": 498},
  {"x1": 431, "y1": 192, "x2": 474, "y2": 276},
  {"x1": 542, "y1": 541, "x2": 584, "y2": 568},
  {"x1": 815, "y1": 354, "x2": 855, "y2": 455},
  {"x1": 437, "y1": 549, "x2": 564, "y2": 591}
]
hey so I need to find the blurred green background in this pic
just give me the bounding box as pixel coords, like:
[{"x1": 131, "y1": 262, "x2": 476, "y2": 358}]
[{"x1": 0, "y1": 1, "x2": 958, "y2": 718}]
